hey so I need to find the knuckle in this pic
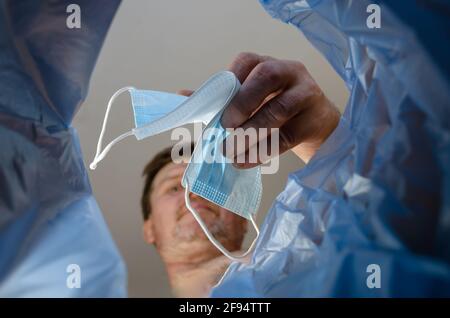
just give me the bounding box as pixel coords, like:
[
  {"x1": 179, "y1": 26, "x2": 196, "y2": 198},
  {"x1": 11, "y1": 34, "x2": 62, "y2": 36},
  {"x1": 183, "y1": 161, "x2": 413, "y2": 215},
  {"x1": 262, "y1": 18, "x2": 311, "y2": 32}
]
[
  {"x1": 292, "y1": 70, "x2": 322, "y2": 102},
  {"x1": 267, "y1": 95, "x2": 296, "y2": 122},
  {"x1": 303, "y1": 77, "x2": 323, "y2": 100},
  {"x1": 253, "y1": 61, "x2": 281, "y2": 84},
  {"x1": 235, "y1": 52, "x2": 258, "y2": 66},
  {"x1": 294, "y1": 60, "x2": 306, "y2": 71}
]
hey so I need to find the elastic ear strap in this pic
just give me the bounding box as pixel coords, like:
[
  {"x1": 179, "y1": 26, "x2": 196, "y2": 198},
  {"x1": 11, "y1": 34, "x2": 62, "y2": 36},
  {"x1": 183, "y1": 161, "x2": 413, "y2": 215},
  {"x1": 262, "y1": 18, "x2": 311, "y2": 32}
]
[
  {"x1": 184, "y1": 185, "x2": 259, "y2": 263},
  {"x1": 90, "y1": 87, "x2": 135, "y2": 170}
]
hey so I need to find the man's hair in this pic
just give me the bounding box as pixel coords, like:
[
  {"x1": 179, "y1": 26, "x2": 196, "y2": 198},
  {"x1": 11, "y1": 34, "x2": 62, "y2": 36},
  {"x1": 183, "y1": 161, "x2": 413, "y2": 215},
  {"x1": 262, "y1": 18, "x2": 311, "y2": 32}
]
[{"x1": 141, "y1": 143, "x2": 194, "y2": 220}]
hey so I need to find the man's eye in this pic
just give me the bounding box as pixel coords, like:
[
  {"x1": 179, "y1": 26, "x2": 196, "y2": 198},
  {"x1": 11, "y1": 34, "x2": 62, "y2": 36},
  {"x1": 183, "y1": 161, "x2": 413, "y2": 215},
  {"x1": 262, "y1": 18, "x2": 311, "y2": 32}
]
[{"x1": 169, "y1": 185, "x2": 181, "y2": 193}]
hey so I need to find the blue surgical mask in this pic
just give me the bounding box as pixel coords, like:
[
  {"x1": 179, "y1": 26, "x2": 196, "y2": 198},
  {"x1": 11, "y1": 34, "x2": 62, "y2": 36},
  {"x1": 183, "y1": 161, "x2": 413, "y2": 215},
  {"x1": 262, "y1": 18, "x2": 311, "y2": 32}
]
[
  {"x1": 90, "y1": 71, "x2": 260, "y2": 261},
  {"x1": 182, "y1": 110, "x2": 261, "y2": 261}
]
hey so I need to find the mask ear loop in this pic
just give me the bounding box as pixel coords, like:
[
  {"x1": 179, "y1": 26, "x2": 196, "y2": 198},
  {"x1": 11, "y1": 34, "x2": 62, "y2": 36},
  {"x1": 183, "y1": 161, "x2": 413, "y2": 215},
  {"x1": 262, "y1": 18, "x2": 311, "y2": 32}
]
[
  {"x1": 90, "y1": 87, "x2": 135, "y2": 170},
  {"x1": 184, "y1": 184, "x2": 260, "y2": 263}
]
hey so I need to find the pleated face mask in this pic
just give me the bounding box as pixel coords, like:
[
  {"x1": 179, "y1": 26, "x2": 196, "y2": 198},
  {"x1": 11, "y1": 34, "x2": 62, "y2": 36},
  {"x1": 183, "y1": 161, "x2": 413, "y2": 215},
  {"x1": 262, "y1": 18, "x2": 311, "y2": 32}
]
[{"x1": 90, "y1": 71, "x2": 260, "y2": 261}]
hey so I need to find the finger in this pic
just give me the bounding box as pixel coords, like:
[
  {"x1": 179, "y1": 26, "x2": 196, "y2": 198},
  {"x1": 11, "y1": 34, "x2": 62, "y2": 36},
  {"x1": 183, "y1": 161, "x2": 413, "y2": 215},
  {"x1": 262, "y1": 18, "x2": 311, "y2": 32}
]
[
  {"x1": 236, "y1": 98, "x2": 337, "y2": 169},
  {"x1": 232, "y1": 131, "x2": 280, "y2": 169},
  {"x1": 228, "y1": 62, "x2": 322, "y2": 158},
  {"x1": 223, "y1": 85, "x2": 303, "y2": 161},
  {"x1": 239, "y1": 85, "x2": 306, "y2": 142},
  {"x1": 222, "y1": 60, "x2": 296, "y2": 129},
  {"x1": 228, "y1": 52, "x2": 273, "y2": 83},
  {"x1": 177, "y1": 89, "x2": 194, "y2": 97},
  {"x1": 232, "y1": 116, "x2": 302, "y2": 169}
]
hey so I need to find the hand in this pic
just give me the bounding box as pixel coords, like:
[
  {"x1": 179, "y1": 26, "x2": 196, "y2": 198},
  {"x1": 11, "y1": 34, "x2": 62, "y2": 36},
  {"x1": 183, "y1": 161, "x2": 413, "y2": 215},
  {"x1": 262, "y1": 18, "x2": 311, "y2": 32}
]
[{"x1": 221, "y1": 52, "x2": 340, "y2": 167}]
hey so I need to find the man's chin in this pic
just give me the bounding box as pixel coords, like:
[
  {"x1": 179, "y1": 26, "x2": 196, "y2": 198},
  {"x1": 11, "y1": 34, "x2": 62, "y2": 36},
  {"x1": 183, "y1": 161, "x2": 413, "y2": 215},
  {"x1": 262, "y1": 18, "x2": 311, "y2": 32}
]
[
  {"x1": 167, "y1": 230, "x2": 223, "y2": 262},
  {"x1": 161, "y1": 220, "x2": 239, "y2": 264},
  {"x1": 174, "y1": 220, "x2": 213, "y2": 242}
]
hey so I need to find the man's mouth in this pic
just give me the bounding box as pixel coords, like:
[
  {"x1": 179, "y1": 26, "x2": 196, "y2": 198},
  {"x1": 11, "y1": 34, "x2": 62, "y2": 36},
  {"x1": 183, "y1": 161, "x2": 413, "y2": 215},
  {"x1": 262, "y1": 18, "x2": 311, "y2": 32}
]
[{"x1": 177, "y1": 200, "x2": 219, "y2": 221}]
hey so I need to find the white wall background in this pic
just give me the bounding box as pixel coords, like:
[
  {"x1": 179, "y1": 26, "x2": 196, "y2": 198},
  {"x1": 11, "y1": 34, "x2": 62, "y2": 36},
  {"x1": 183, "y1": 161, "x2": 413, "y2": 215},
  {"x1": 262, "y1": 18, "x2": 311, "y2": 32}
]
[{"x1": 73, "y1": 0, "x2": 348, "y2": 297}]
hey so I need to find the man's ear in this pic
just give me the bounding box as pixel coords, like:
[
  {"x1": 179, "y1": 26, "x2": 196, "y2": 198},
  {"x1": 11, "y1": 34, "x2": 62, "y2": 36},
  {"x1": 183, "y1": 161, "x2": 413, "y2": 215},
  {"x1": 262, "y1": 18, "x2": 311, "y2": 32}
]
[{"x1": 143, "y1": 218, "x2": 155, "y2": 245}]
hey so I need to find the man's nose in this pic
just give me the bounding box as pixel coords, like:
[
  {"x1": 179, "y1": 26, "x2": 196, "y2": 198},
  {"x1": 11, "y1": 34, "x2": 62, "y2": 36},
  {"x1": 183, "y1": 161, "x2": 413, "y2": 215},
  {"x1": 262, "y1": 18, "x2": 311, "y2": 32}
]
[
  {"x1": 189, "y1": 192, "x2": 201, "y2": 201},
  {"x1": 177, "y1": 189, "x2": 201, "y2": 203}
]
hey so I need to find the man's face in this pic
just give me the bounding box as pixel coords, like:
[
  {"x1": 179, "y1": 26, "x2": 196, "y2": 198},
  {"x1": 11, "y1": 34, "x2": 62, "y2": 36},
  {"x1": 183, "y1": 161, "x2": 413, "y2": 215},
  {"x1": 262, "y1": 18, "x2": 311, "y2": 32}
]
[{"x1": 143, "y1": 162, "x2": 247, "y2": 263}]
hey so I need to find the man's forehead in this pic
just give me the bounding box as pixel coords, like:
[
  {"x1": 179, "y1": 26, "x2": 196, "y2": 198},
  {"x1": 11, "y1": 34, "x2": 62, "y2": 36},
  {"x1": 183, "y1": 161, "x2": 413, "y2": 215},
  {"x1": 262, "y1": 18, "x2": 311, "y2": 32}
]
[{"x1": 153, "y1": 162, "x2": 187, "y2": 186}]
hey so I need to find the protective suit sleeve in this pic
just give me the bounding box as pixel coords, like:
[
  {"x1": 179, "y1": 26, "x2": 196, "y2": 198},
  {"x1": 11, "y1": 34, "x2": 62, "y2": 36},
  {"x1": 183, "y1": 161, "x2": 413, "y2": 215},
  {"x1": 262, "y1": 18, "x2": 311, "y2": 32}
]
[
  {"x1": 0, "y1": 0, "x2": 127, "y2": 297},
  {"x1": 212, "y1": 0, "x2": 450, "y2": 297}
]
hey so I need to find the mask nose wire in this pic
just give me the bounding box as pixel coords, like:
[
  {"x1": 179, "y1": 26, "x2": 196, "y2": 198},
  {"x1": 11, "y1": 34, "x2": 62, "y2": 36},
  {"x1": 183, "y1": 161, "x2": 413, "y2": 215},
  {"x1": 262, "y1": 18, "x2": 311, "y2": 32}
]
[
  {"x1": 184, "y1": 184, "x2": 260, "y2": 263},
  {"x1": 90, "y1": 87, "x2": 135, "y2": 170}
]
